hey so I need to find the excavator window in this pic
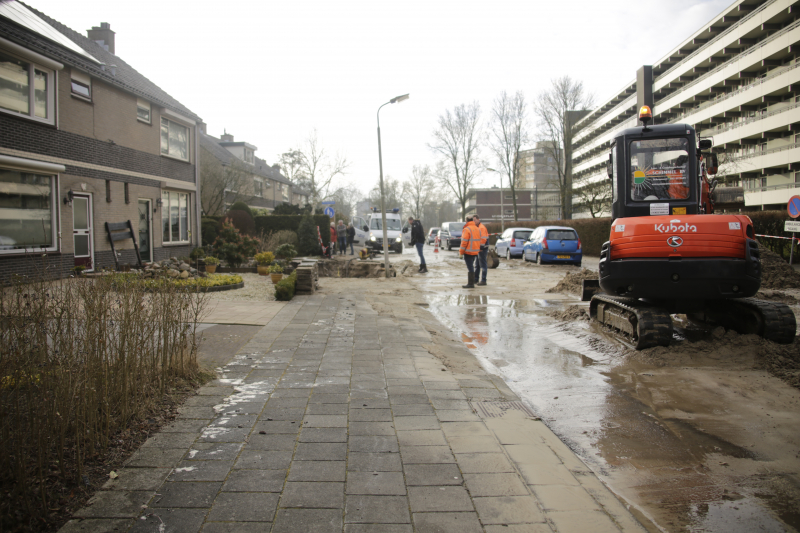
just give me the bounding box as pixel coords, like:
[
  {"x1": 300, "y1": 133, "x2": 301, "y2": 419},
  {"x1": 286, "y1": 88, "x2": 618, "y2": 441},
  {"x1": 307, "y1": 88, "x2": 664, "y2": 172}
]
[{"x1": 629, "y1": 138, "x2": 690, "y2": 201}]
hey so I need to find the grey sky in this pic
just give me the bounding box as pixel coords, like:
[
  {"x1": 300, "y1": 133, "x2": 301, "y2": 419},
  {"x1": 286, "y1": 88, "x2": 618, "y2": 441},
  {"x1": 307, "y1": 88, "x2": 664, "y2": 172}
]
[{"x1": 28, "y1": 0, "x2": 731, "y2": 196}]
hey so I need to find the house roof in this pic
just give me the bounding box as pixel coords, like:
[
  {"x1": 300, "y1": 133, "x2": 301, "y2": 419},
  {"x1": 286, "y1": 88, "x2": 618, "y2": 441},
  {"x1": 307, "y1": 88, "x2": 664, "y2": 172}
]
[
  {"x1": 200, "y1": 131, "x2": 292, "y2": 185},
  {"x1": 0, "y1": 1, "x2": 201, "y2": 121}
]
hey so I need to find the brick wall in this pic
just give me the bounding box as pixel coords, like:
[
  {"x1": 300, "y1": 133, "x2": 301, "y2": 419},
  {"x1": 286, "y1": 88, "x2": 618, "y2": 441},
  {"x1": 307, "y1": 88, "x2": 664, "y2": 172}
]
[{"x1": 0, "y1": 253, "x2": 74, "y2": 286}]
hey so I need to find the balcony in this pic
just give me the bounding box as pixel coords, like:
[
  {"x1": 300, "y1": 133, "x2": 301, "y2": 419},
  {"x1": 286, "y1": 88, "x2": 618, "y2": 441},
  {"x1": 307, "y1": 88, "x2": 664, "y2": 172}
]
[{"x1": 743, "y1": 181, "x2": 800, "y2": 206}]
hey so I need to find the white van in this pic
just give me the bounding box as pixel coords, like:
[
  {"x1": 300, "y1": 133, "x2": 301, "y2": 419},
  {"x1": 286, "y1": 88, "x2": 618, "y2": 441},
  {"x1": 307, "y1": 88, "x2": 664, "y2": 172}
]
[{"x1": 353, "y1": 208, "x2": 403, "y2": 253}]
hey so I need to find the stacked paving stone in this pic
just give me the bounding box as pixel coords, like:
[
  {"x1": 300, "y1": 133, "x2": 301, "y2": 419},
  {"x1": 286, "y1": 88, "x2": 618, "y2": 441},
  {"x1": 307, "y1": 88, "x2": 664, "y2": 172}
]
[{"x1": 294, "y1": 260, "x2": 319, "y2": 295}]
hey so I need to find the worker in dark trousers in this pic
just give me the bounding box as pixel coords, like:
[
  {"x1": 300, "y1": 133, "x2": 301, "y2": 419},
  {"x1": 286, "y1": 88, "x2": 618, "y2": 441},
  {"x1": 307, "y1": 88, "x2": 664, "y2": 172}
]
[
  {"x1": 459, "y1": 216, "x2": 481, "y2": 288},
  {"x1": 406, "y1": 216, "x2": 427, "y2": 273},
  {"x1": 474, "y1": 215, "x2": 489, "y2": 286}
]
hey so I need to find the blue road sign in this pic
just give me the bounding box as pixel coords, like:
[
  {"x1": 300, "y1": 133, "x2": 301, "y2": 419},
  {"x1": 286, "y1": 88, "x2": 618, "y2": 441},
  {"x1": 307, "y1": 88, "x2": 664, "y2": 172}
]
[
  {"x1": 324, "y1": 206, "x2": 335, "y2": 218},
  {"x1": 789, "y1": 196, "x2": 800, "y2": 218},
  {"x1": 321, "y1": 201, "x2": 336, "y2": 205}
]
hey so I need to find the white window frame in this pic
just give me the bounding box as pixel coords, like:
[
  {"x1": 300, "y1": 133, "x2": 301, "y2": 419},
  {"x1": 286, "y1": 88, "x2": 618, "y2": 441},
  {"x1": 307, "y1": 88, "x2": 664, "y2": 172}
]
[
  {"x1": 70, "y1": 69, "x2": 91, "y2": 101},
  {"x1": 136, "y1": 98, "x2": 151, "y2": 124},
  {"x1": 161, "y1": 190, "x2": 191, "y2": 245},
  {"x1": 0, "y1": 167, "x2": 59, "y2": 255},
  {"x1": 254, "y1": 178, "x2": 263, "y2": 197},
  {"x1": 160, "y1": 117, "x2": 190, "y2": 162},
  {"x1": 0, "y1": 47, "x2": 56, "y2": 125}
]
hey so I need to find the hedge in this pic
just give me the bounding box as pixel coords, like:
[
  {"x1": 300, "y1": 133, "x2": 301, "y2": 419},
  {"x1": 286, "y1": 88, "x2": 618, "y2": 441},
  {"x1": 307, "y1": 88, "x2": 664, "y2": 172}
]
[
  {"x1": 275, "y1": 271, "x2": 297, "y2": 301},
  {"x1": 485, "y1": 210, "x2": 796, "y2": 259},
  {"x1": 255, "y1": 215, "x2": 331, "y2": 245}
]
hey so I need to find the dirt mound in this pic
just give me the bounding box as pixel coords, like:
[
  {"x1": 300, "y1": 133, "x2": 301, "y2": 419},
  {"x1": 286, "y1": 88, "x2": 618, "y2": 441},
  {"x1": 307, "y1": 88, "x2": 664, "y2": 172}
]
[
  {"x1": 547, "y1": 305, "x2": 589, "y2": 321},
  {"x1": 317, "y1": 258, "x2": 396, "y2": 278},
  {"x1": 546, "y1": 268, "x2": 598, "y2": 295},
  {"x1": 759, "y1": 248, "x2": 800, "y2": 289},
  {"x1": 756, "y1": 290, "x2": 798, "y2": 304},
  {"x1": 758, "y1": 341, "x2": 800, "y2": 389}
]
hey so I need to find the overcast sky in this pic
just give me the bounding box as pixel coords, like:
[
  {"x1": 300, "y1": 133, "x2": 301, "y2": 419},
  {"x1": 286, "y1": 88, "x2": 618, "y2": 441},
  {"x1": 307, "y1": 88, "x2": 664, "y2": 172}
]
[{"x1": 29, "y1": 0, "x2": 731, "y2": 196}]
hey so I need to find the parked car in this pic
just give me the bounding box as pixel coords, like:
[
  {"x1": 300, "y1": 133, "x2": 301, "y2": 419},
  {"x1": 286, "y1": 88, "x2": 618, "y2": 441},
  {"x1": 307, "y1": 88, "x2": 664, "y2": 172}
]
[
  {"x1": 494, "y1": 227, "x2": 533, "y2": 259},
  {"x1": 439, "y1": 221, "x2": 465, "y2": 250},
  {"x1": 523, "y1": 226, "x2": 582, "y2": 266},
  {"x1": 427, "y1": 227, "x2": 440, "y2": 245}
]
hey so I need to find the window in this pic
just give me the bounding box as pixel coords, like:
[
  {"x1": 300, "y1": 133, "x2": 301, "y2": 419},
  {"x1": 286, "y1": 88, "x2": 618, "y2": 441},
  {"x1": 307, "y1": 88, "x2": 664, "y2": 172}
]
[
  {"x1": 0, "y1": 169, "x2": 56, "y2": 253},
  {"x1": 161, "y1": 191, "x2": 190, "y2": 244},
  {"x1": 629, "y1": 137, "x2": 690, "y2": 201},
  {"x1": 794, "y1": 172, "x2": 800, "y2": 184},
  {"x1": 244, "y1": 149, "x2": 254, "y2": 164},
  {"x1": 160, "y1": 117, "x2": 189, "y2": 161},
  {"x1": 0, "y1": 50, "x2": 54, "y2": 123},
  {"x1": 137, "y1": 98, "x2": 150, "y2": 123},
  {"x1": 546, "y1": 230, "x2": 577, "y2": 240},
  {"x1": 254, "y1": 178, "x2": 263, "y2": 197},
  {"x1": 281, "y1": 184, "x2": 290, "y2": 202},
  {"x1": 70, "y1": 69, "x2": 91, "y2": 100}
]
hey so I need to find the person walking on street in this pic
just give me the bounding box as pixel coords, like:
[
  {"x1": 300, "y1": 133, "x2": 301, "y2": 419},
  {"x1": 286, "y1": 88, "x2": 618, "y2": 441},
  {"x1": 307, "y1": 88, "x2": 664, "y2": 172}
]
[
  {"x1": 330, "y1": 224, "x2": 337, "y2": 254},
  {"x1": 336, "y1": 220, "x2": 347, "y2": 255},
  {"x1": 407, "y1": 216, "x2": 427, "y2": 273},
  {"x1": 459, "y1": 216, "x2": 481, "y2": 288},
  {"x1": 346, "y1": 223, "x2": 356, "y2": 255},
  {"x1": 474, "y1": 214, "x2": 489, "y2": 286}
]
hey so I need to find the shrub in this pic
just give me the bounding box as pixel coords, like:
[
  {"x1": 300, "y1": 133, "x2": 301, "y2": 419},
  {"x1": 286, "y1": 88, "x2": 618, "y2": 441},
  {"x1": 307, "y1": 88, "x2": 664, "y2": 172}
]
[
  {"x1": 268, "y1": 263, "x2": 284, "y2": 274},
  {"x1": 212, "y1": 221, "x2": 257, "y2": 268},
  {"x1": 201, "y1": 218, "x2": 219, "y2": 245},
  {"x1": 229, "y1": 201, "x2": 253, "y2": 217},
  {"x1": 275, "y1": 243, "x2": 297, "y2": 260},
  {"x1": 297, "y1": 213, "x2": 321, "y2": 255},
  {"x1": 224, "y1": 209, "x2": 256, "y2": 235},
  {"x1": 275, "y1": 270, "x2": 297, "y2": 301},
  {"x1": 255, "y1": 251, "x2": 274, "y2": 265},
  {"x1": 203, "y1": 255, "x2": 220, "y2": 265},
  {"x1": 189, "y1": 247, "x2": 207, "y2": 261},
  {"x1": 254, "y1": 215, "x2": 332, "y2": 244}
]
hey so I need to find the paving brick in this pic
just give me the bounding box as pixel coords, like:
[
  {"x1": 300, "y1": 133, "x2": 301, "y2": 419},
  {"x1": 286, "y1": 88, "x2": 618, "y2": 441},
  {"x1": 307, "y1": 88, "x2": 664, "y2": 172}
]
[
  {"x1": 294, "y1": 442, "x2": 348, "y2": 461},
  {"x1": 349, "y1": 422, "x2": 396, "y2": 436},
  {"x1": 546, "y1": 510, "x2": 620, "y2": 533},
  {"x1": 348, "y1": 436, "x2": 399, "y2": 453},
  {"x1": 169, "y1": 461, "x2": 232, "y2": 482},
  {"x1": 393, "y1": 416, "x2": 440, "y2": 431},
  {"x1": 517, "y1": 463, "x2": 580, "y2": 486},
  {"x1": 207, "y1": 492, "x2": 279, "y2": 522},
  {"x1": 472, "y1": 496, "x2": 545, "y2": 524},
  {"x1": 299, "y1": 428, "x2": 348, "y2": 442},
  {"x1": 187, "y1": 442, "x2": 243, "y2": 461},
  {"x1": 101, "y1": 468, "x2": 170, "y2": 491},
  {"x1": 234, "y1": 450, "x2": 293, "y2": 470},
  {"x1": 202, "y1": 523, "x2": 271, "y2": 533},
  {"x1": 463, "y1": 473, "x2": 529, "y2": 497},
  {"x1": 448, "y1": 436, "x2": 502, "y2": 454},
  {"x1": 129, "y1": 508, "x2": 207, "y2": 533},
  {"x1": 396, "y1": 430, "x2": 447, "y2": 446},
  {"x1": 411, "y1": 512, "x2": 484, "y2": 533},
  {"x1": 288, "y1": 461, "x2": 346, "y2": 482},
  {"x1": 344, "y1": 525, "x2": 412, "y2": 533},
  {"x1": 407, "y1": 486, "x2": 474, "y2": 512},
  {"x1": 403, "y1": 464, "x2": 462, "y2": 486},
  {"x1": 307, "y1": 403, "x2": 349, "y2": 415},
  {"x1": 73, "y1": 491, "x2": 153, "y2": 518},
  {"x1": 349, "y1": 408, "x2": 393, "y2": 422},
  {"x1": 303, "y1": 415, "x2": 348, "y2": 427},
  {"x1": 151, "y1": 482, "x2": 221, "y2": 508},
  {"x1": 345, "y1": 495, "x2": 411, "y2": 524},
  {"x1": 435, "y1": 410, "x2": 481, "y2": 422},
  {"x1": 346, "y1": 471, "x2": 406, "y2": 495},
  {"x1": 348, "y1": 452, "x2": 403, "y2": 472},
  {"x1": 399, "y1": 446, "x2": 455, "y2": 464},
  {"x1": 245, "y1": 433, "x2": 297, "y2": 450},
  {"x1": 281, "y1": 482, "x2": 344, "y2": 508},
  {"x1": 391, "y1": 404, "x2": 435, "y2": 417},
  {"x1": 455, "y1": 453, "x2": 515, "y2": 473},
  {"x1": 272, "y1": 509, "x2": 344, "y2": 533},
  {"x1": 60, "y1": 519, "x2": 134, "y2": 533},
  {"x1": 222, "y1": 469, "x2": 286, "y2": 492},
  {"x1": 531, "y1": 484, "x2": 601, "y2": 511}
]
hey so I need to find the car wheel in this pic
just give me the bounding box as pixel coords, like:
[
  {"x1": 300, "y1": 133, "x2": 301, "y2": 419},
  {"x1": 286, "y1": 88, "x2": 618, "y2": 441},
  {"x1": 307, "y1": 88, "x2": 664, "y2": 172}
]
[
  {"x1": 505, "y1": 249, "x2": 511, "y2": 260},
  {"x1": 537, "y1": 253, "x2": 544, "y2": 265}
]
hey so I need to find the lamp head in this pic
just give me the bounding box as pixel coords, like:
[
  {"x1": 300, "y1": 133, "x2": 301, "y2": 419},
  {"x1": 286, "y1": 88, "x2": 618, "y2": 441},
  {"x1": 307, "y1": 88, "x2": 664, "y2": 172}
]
[{"x1": 390, "y1": 94, "x2": 410, "y2": 104}]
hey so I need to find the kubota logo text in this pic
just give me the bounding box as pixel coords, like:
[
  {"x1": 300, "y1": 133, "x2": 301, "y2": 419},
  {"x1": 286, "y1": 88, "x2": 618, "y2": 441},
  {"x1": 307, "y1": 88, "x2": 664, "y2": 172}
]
[{"x1": 655, "y1": 219, "x2": 697, "y2": 233}]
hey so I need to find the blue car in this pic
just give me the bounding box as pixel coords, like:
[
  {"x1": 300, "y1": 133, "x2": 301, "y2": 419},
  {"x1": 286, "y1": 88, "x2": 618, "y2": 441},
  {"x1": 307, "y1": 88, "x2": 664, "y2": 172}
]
[
  {"x1": 523, "y1": 226, "x2": 582, "y2": 266},
  {"x1": 495, "y1": 227, "x2": 533, "y2": 259}
]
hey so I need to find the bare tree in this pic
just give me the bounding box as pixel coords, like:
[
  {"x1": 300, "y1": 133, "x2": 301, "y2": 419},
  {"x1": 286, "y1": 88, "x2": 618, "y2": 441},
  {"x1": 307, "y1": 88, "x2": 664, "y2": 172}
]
[
  {"x1": 573, "y1": 177, "x2": 612, "y2": 218},
  {"x1": 534, "y1": 76, "x2": 593, "y2": 219},
  {"x1": 369, "y1": 176, "x2": 402, "y2": 210},
  {"x1": 428, "y1": 102, "x2": 484, "y2": 218},
  {"x1": 489, "y1": 91, "x2": 528, "y2": 221},
  {"x1": 330, "y1": 183, "x2": 364, "y2": 222},
  {"x1": 199, "y1": 147, "x2": 254, "y2": 216},
  {"x1": 281, "y1": 130, "x2": 349, "y2": 209},
  {"x1": 401, "y1": 165, "x2": 435, "y2": 219}
]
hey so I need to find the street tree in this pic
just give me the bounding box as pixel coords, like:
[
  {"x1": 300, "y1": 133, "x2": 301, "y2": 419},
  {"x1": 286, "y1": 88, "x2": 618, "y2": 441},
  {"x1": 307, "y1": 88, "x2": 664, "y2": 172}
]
[
  {"x1": 573, "y1": 177, "x2": 612, "y2": 218},
  {"x1": 428, "y1": 102, "x2": 484, "y2": 218},
  {"x1": 280, "y1": 130, "x2": 349, "y2": 209},
  {"x1": 534, "y1": 76, "x2": 593, "y2": 219},
  {"x1": 199, "y1": 147, "x2": 254, "y2": 216},
  {"x1": 401, "y1": 165, "x2": 435, "y2": 219},
  {"x1": 489, "y1": 90, "x2": 528, "y2": 221},
  {"x1": 369, "y1": 176, "x2": 402, "y2": 211},
  {"x1": 330, "y1": 184, "x2": 364, "y2": 222}
]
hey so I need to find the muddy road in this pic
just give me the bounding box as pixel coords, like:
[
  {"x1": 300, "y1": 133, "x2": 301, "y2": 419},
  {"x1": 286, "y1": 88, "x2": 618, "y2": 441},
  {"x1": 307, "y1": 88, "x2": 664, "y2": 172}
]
[{"x1": 394, "y1": 244, "x2": 800, "y2": 533}]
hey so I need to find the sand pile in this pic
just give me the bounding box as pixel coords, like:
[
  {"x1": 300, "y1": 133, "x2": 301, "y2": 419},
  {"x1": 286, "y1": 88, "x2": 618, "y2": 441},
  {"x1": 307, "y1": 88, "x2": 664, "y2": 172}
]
[
  {"x1": 546, "y1": 268, "x2": 598, "y2": 295},
  {"x1": 547, "y1": 305, "x2": 589, "y2": 321},
  {"x1": 759, "y1": 248, "x2": 800, "y2": 289}
]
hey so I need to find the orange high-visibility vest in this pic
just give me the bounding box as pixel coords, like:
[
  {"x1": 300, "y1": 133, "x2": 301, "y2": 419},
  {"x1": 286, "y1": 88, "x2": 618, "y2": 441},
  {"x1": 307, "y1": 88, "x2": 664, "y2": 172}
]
[
  {"x1": 477, "y1": 223, "x2": 488, "y2": 247},
  {"x1": 459, "y1": 221, "x2": 481, "y2": 255}
]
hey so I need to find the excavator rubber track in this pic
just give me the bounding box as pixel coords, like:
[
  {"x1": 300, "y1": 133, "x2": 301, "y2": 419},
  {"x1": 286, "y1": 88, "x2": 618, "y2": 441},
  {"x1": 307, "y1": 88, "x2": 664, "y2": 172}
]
[
  {"x1": 589, "y1": 294, "x2": 673, "y2": 350},
  {"x1": 689, "y1": 298, "x2": 796, "y2": 344}
]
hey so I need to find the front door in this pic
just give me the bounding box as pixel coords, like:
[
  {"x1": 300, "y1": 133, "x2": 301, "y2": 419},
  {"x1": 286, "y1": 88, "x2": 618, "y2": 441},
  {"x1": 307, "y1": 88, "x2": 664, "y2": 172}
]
[
  {"x1": 137, "y1": 199, "x2": 152, "y2": 262},
  {"x1": 72, "y1": 193, "x2": 93, "y2": 271}
]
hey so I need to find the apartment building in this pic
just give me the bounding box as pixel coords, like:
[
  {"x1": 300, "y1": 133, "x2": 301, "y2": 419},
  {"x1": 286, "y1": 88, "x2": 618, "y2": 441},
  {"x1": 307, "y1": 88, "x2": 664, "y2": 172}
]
[
  {"x1": 518, "y1": 141, "x2": 561, "y2": 190},
  {"x1": 200, "y1": 131, "x2": 305, "y2": 215},
  {"x1": 0, "y1": 1, "x2": 202, "y2": 281},
  {"x1": 571, "y1": 0, "x2": 799, "y2": 218}
]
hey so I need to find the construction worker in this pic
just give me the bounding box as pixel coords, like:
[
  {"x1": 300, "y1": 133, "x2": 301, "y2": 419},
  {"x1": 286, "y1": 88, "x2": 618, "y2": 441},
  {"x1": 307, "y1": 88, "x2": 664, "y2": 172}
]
[
  {"x1": 473, "y1": 214, "x2": 489, "y2": 286},
  {"x1": 459, "y1": 216, "x2": 481, "y2": 289}
]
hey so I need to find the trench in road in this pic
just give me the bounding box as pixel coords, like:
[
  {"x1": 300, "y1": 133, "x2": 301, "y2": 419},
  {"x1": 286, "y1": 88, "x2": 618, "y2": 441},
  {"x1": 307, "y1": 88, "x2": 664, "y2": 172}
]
[{"x1": 404, "y1": 246, "x2": 800, "y2": 533}]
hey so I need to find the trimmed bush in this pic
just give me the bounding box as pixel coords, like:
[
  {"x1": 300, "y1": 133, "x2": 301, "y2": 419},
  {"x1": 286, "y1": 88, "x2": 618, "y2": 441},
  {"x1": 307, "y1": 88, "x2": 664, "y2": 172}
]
[
  {"x1": 255, "y1": 215, "x2": 332, "y2": 245},
  {"x1": 297, "y1": 213, "x2": 321, "y2": 255},
  {"x1": 201, "y1": 217, "x2": 219, "y2": 245},
  {"x1": 224, "y1": 210, "x2": 255, "y2": 235},
  {"x1": 212, "y1": 221, "x2": 258, "y2": 268},
  {"x1": 275, "y1": 270, "x2": 297, "y2": 301},
  {"x1": 485, "y1": 218, "x2": 611, "y2": 256},
  {"x1": 275, "y1": 243, "x2": 297, "y2": 260},
  {"x1": 229, "y1": 201, "x2": 253, "y2": 217}
]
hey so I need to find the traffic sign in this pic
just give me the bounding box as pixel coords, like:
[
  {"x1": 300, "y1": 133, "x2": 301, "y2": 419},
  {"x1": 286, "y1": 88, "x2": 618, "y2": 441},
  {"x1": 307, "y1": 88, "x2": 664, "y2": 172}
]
[
  {"x1": 321, "y1": 201, "x2": 336, "y2": 205},
  {"x1": 788, "y1": 196, "x2": 800, "y2": 218},
  {"x1": 786, "y1": 220, "x2": 800, "y2": 232},
  {"x1": 324, "y1": 206, "x2": 335, "y2": 218}
]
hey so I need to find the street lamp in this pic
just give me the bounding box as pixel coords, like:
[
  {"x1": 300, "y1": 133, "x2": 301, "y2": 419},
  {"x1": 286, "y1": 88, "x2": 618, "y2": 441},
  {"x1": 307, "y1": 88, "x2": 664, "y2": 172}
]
[
  {"x1": 486, "y1": 168, "x2": 504, "y2": 232},
  {"x1": 376, "y1": 93, "x2": 410, "y2": 278}
]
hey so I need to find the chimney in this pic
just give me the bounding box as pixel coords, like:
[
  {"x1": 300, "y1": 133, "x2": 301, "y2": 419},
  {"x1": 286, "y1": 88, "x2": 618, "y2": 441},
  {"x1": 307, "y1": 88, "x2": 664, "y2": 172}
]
[
  {"x1": 87, "y1": 22, "x2": 115, "y2": 54},
  {"x1": 220, "y1": 131, "x2": 234, "y2": 142}
]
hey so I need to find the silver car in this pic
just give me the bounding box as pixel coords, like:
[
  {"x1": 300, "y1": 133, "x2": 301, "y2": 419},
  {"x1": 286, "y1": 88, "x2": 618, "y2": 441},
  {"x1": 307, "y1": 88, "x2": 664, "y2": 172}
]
[{"x1": 427, "y1": 227, "x2": 440, "y2": 245}]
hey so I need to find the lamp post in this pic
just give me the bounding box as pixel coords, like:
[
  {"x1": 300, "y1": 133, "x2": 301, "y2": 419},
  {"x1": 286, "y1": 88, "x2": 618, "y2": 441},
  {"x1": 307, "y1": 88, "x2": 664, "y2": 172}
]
[
  {"x1": 486, "y1": 168, "x2": 504, "y2": 232},
  {"x1": 376, "y1": 93, "x2": 409, "y2": 278}
]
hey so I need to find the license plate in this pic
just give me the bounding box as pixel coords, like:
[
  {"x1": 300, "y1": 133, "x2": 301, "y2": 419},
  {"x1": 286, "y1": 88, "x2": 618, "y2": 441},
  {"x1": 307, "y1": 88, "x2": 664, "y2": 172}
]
[{"x1": 557, "y1": 255, "x2": 571, "y2": 259}]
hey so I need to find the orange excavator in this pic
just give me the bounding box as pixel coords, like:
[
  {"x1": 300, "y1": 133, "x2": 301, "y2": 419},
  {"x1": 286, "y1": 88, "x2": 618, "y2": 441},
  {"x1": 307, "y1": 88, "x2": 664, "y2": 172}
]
[{"x1": 582, "y1": 105, "x2": 796, "y2": 349}]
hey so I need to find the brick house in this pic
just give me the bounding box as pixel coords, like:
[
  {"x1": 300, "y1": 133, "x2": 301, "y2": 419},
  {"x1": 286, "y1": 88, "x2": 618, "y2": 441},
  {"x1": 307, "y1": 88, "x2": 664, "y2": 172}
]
[
  {"x1": 0, "y1": 2, "x2": 202, "y2": 282},
  {"x1": 199, "y1": 131, "x2": 308, "y2": 215}
]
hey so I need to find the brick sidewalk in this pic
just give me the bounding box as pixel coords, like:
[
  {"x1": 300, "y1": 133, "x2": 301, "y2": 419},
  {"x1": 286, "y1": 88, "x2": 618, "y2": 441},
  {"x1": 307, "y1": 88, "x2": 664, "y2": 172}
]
[{"x1": 61, "y1": 293, "x2": 644, "y2": 533}]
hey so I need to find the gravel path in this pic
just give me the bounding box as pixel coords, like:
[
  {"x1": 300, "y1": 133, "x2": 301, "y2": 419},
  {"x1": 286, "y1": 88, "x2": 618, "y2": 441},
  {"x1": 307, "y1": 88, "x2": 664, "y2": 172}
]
[{"x1": 206, "y1": 273, "x2": 276, "y2": 302}]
